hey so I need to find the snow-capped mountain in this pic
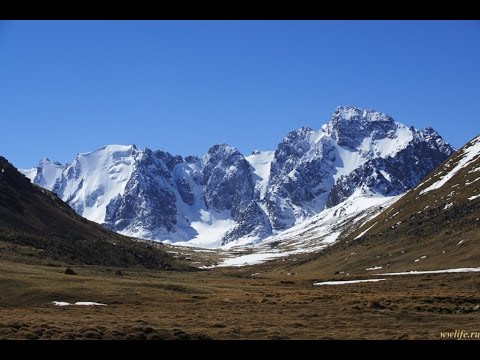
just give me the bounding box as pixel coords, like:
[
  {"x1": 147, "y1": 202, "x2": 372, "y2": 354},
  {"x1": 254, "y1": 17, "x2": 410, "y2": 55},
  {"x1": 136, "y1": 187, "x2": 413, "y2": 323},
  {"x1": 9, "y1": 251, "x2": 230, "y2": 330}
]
[
  {"x1": 0, "y1": 155, "x2": 184, "y2": 270},
  {"x1": 263, "y1": 107, "x2": 453, "y2": 231},
  {"x1": 331, "y1": 134, "x2": 480, "y2": 273},
  {"x1": 351, "y1": 134, "x2": 480, "y2": 242},
  {"x1": 21, "y1": 106, "x2": 454, "y2": 247}
]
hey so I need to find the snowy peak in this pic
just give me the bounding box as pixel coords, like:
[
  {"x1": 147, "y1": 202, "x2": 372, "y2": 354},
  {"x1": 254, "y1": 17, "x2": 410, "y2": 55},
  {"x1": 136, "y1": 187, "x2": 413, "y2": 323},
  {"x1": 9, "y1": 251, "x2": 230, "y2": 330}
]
[
  {"x1": 264, "y1": 106, "x2": 454, "y2": 232},
  {"x1": 280, "y1": 127, "x2": 316, "y2": 152},
  {"x1": 414, "y1": 126, "x2": 453, "y2": 155},
  {"x1": 202, "y1": 143, "x2": 255, "y2": 214},
  {"x1": 76, "y1": 144, "x2": 139, "y2": 165},
  {"x1": 39, "y1": 157, "x2": 62, "y2": 166},
  {"x1": 20, "y1": 167, "x2": 38, "y2": 183},
  {"x1": 329, "y1": 106, "x2": 402, "y2": 150},
  {"x1": 23, "y1": 106, "x2": 455, "y2": 248},
  {"x1": 333, "y1": 106, "x2": 394, "y2": 124},
  {"x1": 27, "y1": 158, "x2": 64, "y2": 189},
  {"x1": 348, "y1": 134, "x2": 480, "y2": 268},
  {"x1": 24, "y1": 144, "x2": 142, "y2": 225},
  {"x1": 205, "y1": 143, "x2": 239, "y2": 157}
]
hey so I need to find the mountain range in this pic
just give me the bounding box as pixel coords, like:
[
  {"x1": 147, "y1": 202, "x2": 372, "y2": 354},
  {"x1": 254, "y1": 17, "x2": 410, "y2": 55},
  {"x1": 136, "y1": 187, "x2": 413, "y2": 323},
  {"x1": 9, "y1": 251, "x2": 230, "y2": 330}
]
[
  {"x1": 20, "y1": 106, "x2": 454, "y2": 247},
  {"x1": 345, "y1": 133, "x2": 480, "y2": 270},
  {"x1": 0, "y1": 155, "x2": 186, "y2": 270},
  {"x1": 290, "y1": 133, "x2": 480, "y2": 275}
]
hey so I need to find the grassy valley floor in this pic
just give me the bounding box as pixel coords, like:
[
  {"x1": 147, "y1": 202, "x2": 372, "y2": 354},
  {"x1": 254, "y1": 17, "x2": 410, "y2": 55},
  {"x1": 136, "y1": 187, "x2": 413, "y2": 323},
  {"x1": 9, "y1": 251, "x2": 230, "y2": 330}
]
[{"x1": 1, "y1": 256, "x2": 480, "y2": 340}]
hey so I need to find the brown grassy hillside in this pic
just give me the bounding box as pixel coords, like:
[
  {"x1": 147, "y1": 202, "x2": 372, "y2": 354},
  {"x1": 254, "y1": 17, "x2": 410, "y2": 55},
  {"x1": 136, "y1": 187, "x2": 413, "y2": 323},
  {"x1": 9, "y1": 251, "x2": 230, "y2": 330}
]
[
  {"x1": 0, "y1": 156, "x2": 189, "y2": 270},
  {"x1": 285, "y1": 135, "x2": 480, "y2": 277}
]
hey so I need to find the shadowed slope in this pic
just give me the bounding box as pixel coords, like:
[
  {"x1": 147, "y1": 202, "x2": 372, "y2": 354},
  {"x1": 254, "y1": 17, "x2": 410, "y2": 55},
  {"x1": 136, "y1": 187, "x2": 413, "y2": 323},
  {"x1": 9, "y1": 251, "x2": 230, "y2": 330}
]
[{"x1": 0, "y1": 156, "x2": 190, "y2": 270}]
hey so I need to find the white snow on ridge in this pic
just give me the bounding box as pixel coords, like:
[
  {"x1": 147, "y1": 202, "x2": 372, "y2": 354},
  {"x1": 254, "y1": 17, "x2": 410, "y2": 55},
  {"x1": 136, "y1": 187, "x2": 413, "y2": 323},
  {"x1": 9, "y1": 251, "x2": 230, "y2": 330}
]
[
  {"x1": 368, "y1": 123, "x2": 413, "y2": 159},
  {"x1": 20, "y1": 158, "x2": 64, "y2": 189},
  {"x1": 468, "y1": 194, "x2": 480, "y2": 201},
  {"x1": 323, "y1": 123, "x2": 413, "y2": 183},
  {"x1": 263, "y1": 191, "x2": 397, "y2": 248},
  {"x1": 37, "y1": 159, "x2": 64, "y2": 189},
  {"x1": 355, "y1": 222, "x2": 378, "y2": 239},
  {"x1": 379, "y1": 170, "x2": 391, "y2": 182},
  {"x1": 62, "y1": 145, "x2": 138, "y2": 224},
  {"x1": 466, "y1": 177, "x2": 480, "y2": 186},
  {"x1": 334, "y1": 145, "x2": 366, "y2": 180},
  {"x1": 19, "y1": 167, "x2": 38, "y2": 182},
  {"x1": 246, "y1": 151, "x2": 275, "y2": 199},
  {"x1": 420, "y1": 136, "x2": 480, "y2": 195},
  {"x1": 21, "y1": 145, "x2": 139, "y2": 225},
  {"x1": 215, "y1": 191, "x2": 400, "y2": 267}
]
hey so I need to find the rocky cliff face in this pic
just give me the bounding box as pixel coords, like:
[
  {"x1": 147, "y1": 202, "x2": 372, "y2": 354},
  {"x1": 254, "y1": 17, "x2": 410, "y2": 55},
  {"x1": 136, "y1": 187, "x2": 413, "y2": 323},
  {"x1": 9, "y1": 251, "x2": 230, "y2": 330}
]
[
  {"x1": 202, "y1": 144, "x2": 255, "y2": 217},
  {"x1": 21, "y1": 106, "x2": 454, "y2": 246},
  {"x1": 260, "y1": 107, "x2": 454, "y2": 231}
]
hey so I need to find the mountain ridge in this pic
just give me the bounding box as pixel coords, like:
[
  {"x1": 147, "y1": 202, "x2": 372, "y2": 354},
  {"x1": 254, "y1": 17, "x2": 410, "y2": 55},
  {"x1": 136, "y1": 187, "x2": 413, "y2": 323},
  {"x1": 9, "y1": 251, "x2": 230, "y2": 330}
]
[
  {"x1": 21, "y1": 106, "x2": 454, "y2": 247},
  {"x1": 0, "y1": 155, "x2": 188, "y2": 270},
  {"x1": 287, "y1": 134, "x2": 480, "y2": 276}
]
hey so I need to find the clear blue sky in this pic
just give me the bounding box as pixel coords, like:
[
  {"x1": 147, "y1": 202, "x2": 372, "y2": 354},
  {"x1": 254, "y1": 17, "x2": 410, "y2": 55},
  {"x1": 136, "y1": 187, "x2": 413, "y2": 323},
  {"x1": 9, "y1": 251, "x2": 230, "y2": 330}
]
[{"x1": 1, "y1": 20, "x2": 479, "y2": 169}]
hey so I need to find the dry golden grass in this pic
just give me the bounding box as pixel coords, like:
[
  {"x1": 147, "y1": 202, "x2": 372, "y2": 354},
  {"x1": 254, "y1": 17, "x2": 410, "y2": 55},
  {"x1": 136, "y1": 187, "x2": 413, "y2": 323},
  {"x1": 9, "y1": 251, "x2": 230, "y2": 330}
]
[{"x1": 1, "y1": 257, "x2": 480, "y2": 340}]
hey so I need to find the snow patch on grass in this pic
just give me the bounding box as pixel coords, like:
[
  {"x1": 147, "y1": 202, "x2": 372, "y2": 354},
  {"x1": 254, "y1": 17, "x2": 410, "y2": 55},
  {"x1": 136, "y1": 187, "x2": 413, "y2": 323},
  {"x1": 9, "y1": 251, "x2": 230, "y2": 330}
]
[
  {"x1": 314, "y1": 279, "x2": 386, "y2": 286},
  {"x1": 377, "y1": 267, "x2": 480, "y2": 276},
  {"x1": 52, "y1": 301, "x2": 107, "y2": 306}
]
